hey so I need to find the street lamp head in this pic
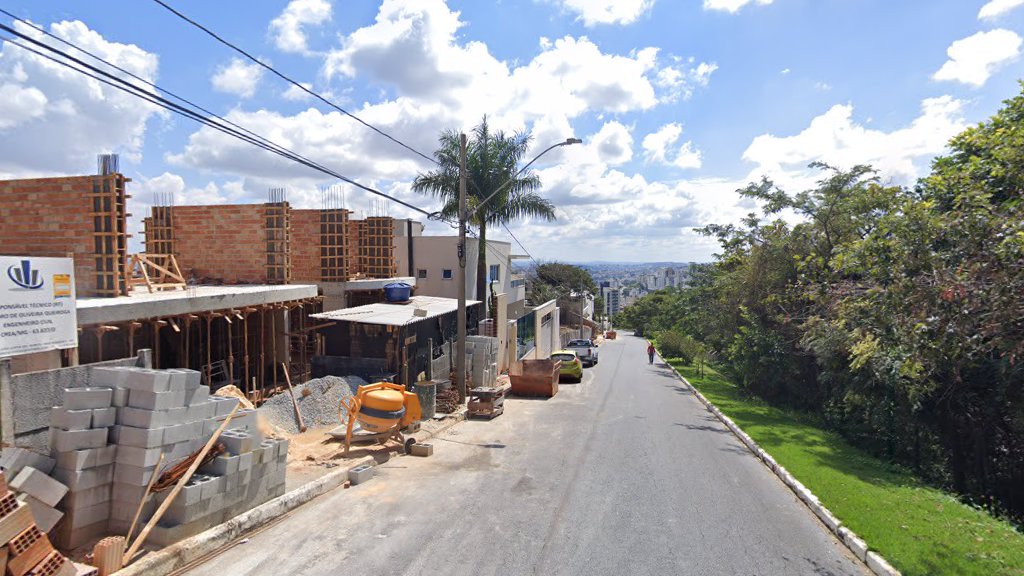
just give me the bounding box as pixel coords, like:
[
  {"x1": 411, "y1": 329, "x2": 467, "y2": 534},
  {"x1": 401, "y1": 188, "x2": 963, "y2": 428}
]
[{"x1": 565, "y1": 137, "x2": 583, "y2": 145}]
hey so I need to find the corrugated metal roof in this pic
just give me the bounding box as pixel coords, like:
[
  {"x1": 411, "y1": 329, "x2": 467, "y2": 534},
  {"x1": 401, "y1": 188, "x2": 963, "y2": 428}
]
[{"x1": 311, "y1": 295, "x2": 481, "y2": 327}]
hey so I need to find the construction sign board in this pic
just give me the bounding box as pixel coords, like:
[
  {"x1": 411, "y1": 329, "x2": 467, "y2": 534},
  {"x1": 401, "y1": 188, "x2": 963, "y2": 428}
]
[{"x1": 0, "y1": 256, "x2": 78, "y2": 357}]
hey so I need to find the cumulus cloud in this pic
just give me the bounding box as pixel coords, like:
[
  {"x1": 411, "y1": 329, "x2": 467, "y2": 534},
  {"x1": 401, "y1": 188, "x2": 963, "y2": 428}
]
[
  {"x1": 978, "y1": 0, "x2": 1024, "y2": 19},
  {"x1": 655, "y1": 59, "x2": 717, "y2": 102},
  {"x1": 933, "y1": 29, "x2": 1022, "y2": 87},
  {"x1": 549, "y1": 0, "x2": 655, "y2": 26},
  {"x1": 281, "y1": 82, "x2": 314, "y2": 101},
  {"x1": 703, "y1": 0, "x2": 774, "y2": 14},
  {"x1": 177, "y1": 0, "x2": 672, "y2": 188},
  {"x1": 642, "y1": 123, "x2": 702, "y2": 169},
  {"x1": 589, "y1": 121, "x2": 634, "y2": 166},
  {"x1": 270, "y1": 0, "x2": 332, "y2": 54},
  {"x1": 743, "y1": 96, "x2": 967, "y2": 185},
  {"x1": 0, "y1": 20, "x2": 161, "y2": 178},
  {"x1": 211, "y1": 58, "x2": 264, "y2": 98}
]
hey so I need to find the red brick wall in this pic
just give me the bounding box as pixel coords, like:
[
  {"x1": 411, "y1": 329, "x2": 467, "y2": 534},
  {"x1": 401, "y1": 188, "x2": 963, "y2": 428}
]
[
  {"x1": 166, "y1": 205, "x2": 270, "y2": 284},
  {"x1": 0, "y1": 175, "x2": 111, "y2": 296},
  {"x1": 290, "y1": 209, "x2": 320, "y2": 283}
]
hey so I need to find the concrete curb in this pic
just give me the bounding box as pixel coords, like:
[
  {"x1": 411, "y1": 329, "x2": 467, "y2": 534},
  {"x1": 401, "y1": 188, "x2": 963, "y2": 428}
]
[
  {"x1": 115, "y1": 409, "x2": 468, "y2": 575},
  {"x1": 663, "y1": 362, "x2": 901, "y2": 576}
]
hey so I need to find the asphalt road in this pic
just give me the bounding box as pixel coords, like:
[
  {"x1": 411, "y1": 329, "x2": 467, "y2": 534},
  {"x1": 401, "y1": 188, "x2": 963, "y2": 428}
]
[{"x1": 186, "y1": 335, "x2": 866, "y2": 576}]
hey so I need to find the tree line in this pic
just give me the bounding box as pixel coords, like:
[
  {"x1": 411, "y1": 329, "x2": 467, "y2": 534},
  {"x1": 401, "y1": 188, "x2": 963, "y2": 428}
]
[{"x1": 620, "y1": 86, "x2": 1024, "y2": 521}]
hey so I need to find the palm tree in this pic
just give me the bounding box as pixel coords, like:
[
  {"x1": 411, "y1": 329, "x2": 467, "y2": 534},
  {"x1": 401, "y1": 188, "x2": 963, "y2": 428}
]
[{"x1": 413, "y1": 116, "x2": 557, "y2": 309}]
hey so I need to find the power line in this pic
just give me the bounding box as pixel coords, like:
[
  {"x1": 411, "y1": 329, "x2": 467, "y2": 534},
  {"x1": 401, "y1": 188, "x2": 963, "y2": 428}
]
[
  {"x1": 148, "y1": 0, "x2": 438, "y2": 167},
  {"x1": 0, "y1": 20, "x2": 438, "y2": 218}
]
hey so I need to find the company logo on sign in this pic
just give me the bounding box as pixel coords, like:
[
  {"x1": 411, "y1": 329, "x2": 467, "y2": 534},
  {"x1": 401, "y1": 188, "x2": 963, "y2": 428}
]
[
  {"x1": 53, "y1": 274, "x2": 72, "y2": 298},
  {"x1": 7, "y1": 259, "x2": 44, "y2": 290}
]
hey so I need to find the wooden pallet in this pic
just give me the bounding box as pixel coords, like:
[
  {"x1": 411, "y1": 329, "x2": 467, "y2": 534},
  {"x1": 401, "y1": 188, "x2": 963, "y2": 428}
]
[{"x1": 468, "y1": 385, "x2": 509, "y2": 419}]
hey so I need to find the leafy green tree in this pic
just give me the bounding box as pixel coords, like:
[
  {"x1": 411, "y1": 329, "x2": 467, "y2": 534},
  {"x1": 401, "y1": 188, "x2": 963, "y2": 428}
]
[
  {"x1": 413, "y1": 117, "x2": 557, "y2": 305},
  {"x1": 633, "y1": 85, "x2": 1024, "y2": 520},
  {"x1": 527, "y1": 263, "x2": 597, "y2": 325}
]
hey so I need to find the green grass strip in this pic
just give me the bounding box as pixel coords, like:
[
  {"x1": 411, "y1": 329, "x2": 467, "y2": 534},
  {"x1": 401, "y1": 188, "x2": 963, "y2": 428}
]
[{"x1": 669, "y1": 360, "x2": 1024, "y2": 576}]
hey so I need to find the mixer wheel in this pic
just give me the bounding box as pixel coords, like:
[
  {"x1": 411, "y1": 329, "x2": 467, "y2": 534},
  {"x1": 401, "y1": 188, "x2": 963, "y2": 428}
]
[{"x1": 404, "y1": 437, "x2": 417, "y2": 453}]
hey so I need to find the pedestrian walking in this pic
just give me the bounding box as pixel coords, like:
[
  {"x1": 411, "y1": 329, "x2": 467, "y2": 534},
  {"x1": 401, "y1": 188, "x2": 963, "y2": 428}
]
[{"x1": 647, "y1": 343, "x2": 655, "y2": 364}]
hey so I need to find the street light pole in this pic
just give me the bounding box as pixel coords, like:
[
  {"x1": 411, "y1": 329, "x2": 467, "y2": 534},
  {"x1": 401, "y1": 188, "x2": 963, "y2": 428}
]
[
  {"x1": 472, "y1": 137, "x2": 582, "y2": 221},
  {"x1": 456, "y1": 133, "x2": 468, "y2": 403},
  {"x1": 456, "y1": 135, "x2": 580, "y2": 404}
]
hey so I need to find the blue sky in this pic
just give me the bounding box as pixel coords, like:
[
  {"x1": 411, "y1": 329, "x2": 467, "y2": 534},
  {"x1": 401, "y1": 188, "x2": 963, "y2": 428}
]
[{"x1": 1, "y1": 0, "x2": 1022, "y2": 261}]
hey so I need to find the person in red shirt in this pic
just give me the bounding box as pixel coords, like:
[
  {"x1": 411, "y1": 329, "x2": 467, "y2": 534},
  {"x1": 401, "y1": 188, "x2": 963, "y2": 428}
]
[{"x1": 647, "y1": 343, "x2": 656, "y2": 364}]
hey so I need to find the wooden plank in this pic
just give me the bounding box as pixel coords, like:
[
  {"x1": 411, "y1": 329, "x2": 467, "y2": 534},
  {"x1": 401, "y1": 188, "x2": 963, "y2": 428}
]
[
  {"x1": 125, "y1": 453, "x2": 163, "y2": 544},
  {"x1": 281, "y1": 363, "x2": 306, "y2": 433}
]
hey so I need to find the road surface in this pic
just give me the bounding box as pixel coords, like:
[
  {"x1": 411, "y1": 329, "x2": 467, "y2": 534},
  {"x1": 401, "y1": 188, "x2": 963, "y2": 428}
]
[{"x1": 186, "y1": 335, "x2": 866, "y2": 576}]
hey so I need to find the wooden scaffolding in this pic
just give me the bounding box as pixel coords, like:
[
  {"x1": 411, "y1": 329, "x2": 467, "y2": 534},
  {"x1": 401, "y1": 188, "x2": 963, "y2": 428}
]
[
  {"x1": 89, "y1": 172, "x2": 130, "y2": 296},
  {"x1": 265, "y1": 195, "x2": 291, "y2": 285},
  {"x1": 319, "y1": 208, "x2": 349, "y2": 282},
  {"x1": 358, "y1": 216, "x2": 396, "y2": 278}
]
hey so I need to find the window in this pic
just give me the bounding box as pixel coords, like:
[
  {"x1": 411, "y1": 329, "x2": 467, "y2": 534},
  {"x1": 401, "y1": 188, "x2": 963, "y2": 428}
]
[
  {"x1": 417, "y1": 269, "x2": 428, "y2": 279},
  {"x1": 489, "y1": 264, "x2": 500, "y2": 282},
  {"x1": 442, "y1": 269, "x2": 453, "y2": 280}
]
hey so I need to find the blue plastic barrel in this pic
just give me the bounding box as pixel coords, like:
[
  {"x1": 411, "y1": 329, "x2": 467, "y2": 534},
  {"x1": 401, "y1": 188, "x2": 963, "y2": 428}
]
[{"x1": 383, "y1": 282, "x2": 412, "y2": 302}]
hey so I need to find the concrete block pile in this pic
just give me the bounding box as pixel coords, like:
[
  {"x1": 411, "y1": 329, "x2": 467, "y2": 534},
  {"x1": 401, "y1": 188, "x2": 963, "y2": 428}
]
[
  {"x1": 466, "y1": 336, "x2": 499, "y2": 388},
  {"x1": 17, "y1": 366, "x2": 291, "y2": 552}
]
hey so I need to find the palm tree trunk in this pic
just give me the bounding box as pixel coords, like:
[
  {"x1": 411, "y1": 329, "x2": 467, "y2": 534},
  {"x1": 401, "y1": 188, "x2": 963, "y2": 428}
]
[{"x1": 476, "y1": 221, "x2": 488, "y2": 315}]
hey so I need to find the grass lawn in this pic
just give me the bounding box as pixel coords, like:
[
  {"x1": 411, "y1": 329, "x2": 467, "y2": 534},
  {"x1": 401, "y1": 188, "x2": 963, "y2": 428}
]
[{"x1": 668, "y1": 360, "x2": 1024, "y2": 576}]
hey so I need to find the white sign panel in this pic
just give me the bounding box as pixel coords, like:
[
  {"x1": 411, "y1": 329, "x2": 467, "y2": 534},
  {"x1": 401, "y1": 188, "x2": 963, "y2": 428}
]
[{"x1": 0, "y1": 256, "x2": 78, "y2": 357}]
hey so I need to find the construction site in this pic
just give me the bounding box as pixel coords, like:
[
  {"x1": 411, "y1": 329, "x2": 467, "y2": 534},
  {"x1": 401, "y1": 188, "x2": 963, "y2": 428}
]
[{"x1": 0, "y1": 156, "x2": 570, "y2": 575}]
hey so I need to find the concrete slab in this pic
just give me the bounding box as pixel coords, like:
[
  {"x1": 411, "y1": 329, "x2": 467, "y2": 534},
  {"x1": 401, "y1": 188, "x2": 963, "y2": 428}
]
[{"x1": 76, "y1": 285, "x2": 318, "y2": 325}]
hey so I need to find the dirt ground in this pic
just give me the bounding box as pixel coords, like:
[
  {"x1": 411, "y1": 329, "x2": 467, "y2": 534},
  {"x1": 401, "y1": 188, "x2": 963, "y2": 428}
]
[{"x1": 283, "y1": 412, "x2": 464, "y2": 491}]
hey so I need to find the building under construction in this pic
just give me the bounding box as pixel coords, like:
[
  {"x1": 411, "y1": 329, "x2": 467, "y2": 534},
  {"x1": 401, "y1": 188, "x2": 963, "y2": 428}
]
[{"x1": 0, "y1": 157, "x2": 404, "y2": 402}]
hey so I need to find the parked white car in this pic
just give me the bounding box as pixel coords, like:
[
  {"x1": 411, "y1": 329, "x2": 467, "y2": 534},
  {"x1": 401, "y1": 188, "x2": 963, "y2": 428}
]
[{"x1": 566, "y1": 339, "x2": 599, "y2": 367}]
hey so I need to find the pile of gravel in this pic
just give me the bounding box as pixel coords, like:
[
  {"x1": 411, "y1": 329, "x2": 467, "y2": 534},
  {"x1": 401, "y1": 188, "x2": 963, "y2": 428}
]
[{"x1": 258, "y1": 375, "x2": 366, "y2": 434}]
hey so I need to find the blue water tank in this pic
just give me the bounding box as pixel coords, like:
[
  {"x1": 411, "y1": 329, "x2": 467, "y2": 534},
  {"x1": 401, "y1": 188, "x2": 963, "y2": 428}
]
[{"x1": 383, "y1": 282, "x2": 412, "y2": 302}]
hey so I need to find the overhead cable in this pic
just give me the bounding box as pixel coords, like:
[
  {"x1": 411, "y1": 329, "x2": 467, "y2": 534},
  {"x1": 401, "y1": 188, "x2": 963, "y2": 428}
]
[
  {"x1": 148, "y1": 0, "x2": 438, "y2": 167},
  {"x1": 0, "y1": 20, "x2": 438, "y2": 218}
]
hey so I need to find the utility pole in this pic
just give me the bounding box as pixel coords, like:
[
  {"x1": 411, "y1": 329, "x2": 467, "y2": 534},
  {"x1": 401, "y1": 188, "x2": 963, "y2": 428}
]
[{"x1": 456, "y1": 133, "x2": 468, "y2": 403}]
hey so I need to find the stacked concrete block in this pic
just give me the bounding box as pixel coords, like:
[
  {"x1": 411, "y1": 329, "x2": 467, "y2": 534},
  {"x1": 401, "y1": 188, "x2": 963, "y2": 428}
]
[
  {"x1": 144, "y1": 435, "x2": 289, "y2": 548},
  {"x1": 46, "y1": 384, "x2": 118, "y2": 549},
  {"x1": 467, "y1": 336, "x2": 499, "y2": 388},
  {"x1": 16, "y1": 365, "x2": 294, "y2": 552},
  {"x1": 106, "y1": 368, "x2": 210, "y2": 535}
]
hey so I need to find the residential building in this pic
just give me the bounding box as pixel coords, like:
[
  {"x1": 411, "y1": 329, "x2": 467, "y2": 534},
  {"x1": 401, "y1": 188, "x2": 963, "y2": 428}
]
[
  {"x1": 399, "y1": 236, "x2": 527, "y2": 320},
  {"x1": 605, "y1": 288, "x2": 621, "y2": 318}
]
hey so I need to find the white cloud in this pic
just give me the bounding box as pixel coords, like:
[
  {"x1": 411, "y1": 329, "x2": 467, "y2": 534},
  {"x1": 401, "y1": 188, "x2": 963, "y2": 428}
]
[
  {"x1": 321, "y1": 1, "x2": 663, "y2": 118},
  {"x1": 211, "y1": 58, "x2": 264, "y2": 98},
  {"x1": 703, "y1": 0, "x2": 774, "y2": 14},
  {"x1": 642, "y1": 123, "x2": 702, "y2": 169},
  {"x1": 0, "y1": 20, "x2": 161, "y2": 178},
  {"x1": 281, "y1": 83, "x2": 314, "y2": 101},
  {"x1": 979, "y1": 0, "x2": 1024, "y2": 20},
  {"x1": 743, "y1": 96, "x2": 967, "y2": 185},
  {"x1": 0, "y1": 84, "x2": 48, "y2": 129},
  {"x1": 269, "y1": 0, "x2": 332, "y2": 54},
  {"x1": 933, "y1": 29, "x2": 1022, "y2": 87},
  {"x1": 550, "y1": 0, "x2": 655, "y2": 26},
  {"x1": 589, "y1": 121, "x2": 634, "y2": 166},
  {"x1": 655, "y1": 59, "x2": 717, "y2": 102}
]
